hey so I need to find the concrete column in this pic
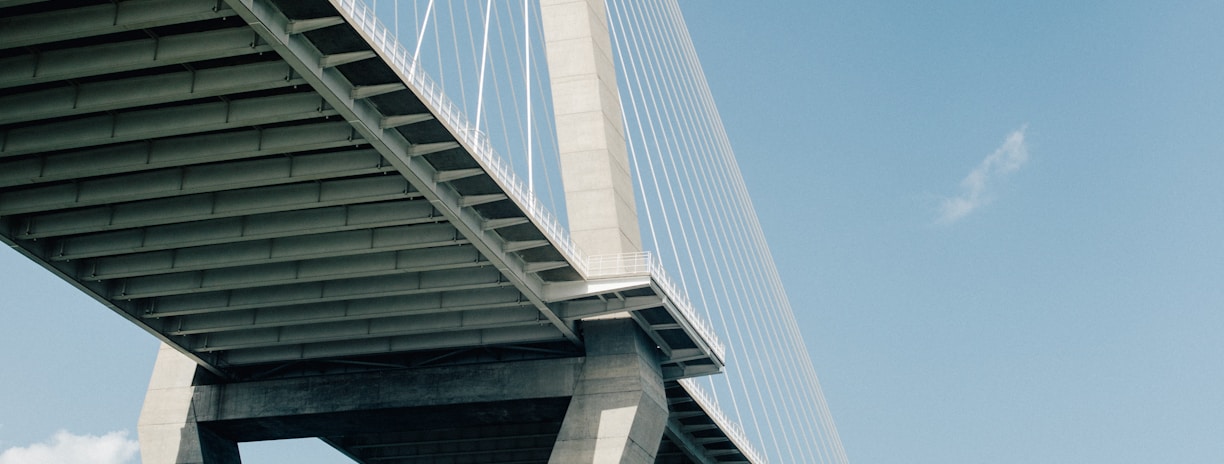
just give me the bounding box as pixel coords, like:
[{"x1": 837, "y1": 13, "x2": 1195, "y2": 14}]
[
  {"x1": 137, "y1": 344, "x2": 240, "y2": 464},
  {"x1": 540, "y1": 0, "x2": 642, "y2": 256},
  {"x1": 549, "y1": 319, "x2": 668, "y2": 463}
]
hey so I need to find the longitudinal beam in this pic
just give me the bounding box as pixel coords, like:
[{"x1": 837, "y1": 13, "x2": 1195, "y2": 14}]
[
  {"x1": 222, "y1": 324, "x2": 566, "y2": 365},
  {"x1": 160, "y1": 287, "x2": 528, "y2": 335},
  {"x1": 113, "y1": 245, "x2": 486, "y2": 299},
  {"x1": 0, "y1": 123, "x2": 360, "y2": 189},
  {"x1": 0, "y1": 61, "x2": 305, "y2": 126},
  {"x1": 186, "y1": 306, "x2": 544, "y2": 352},
  {"x1": 139, "y1": 267, "x2": 510, "y2": 317},
  {"x1": 85, "y1": 223, "x2": 463, "y2": 280},
  {"x1": 0, "y1": 27, "x2": 271, "y2": 89},
  {"x1": 0, "y1": 150, "x2": 390, "y2": 215},
  {"x1": 14, "y1": 176, "x2": 418, "y2": 239},
  {"x1": 1, "y1": 92, "x2": 335, "y2": 158},
  {"x1": 48, "y1": 201, "x2": 439, "y2": 260},
  {"x1": 0, "y1": 0, "x2": 236, "y2": 49}
]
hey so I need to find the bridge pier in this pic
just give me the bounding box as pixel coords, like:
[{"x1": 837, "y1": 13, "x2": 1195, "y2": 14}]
[
  {"x1": 550, "y1": 318, "x2": 669, "y2": 463},
  {"x1": 137, "y1": 320, "x2": 667, "y2": 463},
  {"x1": 138, "y1": 344, "x2": 241, "y2": 464}
]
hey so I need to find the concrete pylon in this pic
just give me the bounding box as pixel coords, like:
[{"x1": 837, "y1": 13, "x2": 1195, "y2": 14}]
[
  {"x1": 137, "y1": 344, "x2": 240, "y2": 464},
  {"x1": 549, "y1": 318, "x2": 669, "y2": 463},
  {"x1": 540, "y1": 0, "x2": 642, "y2": 256}
]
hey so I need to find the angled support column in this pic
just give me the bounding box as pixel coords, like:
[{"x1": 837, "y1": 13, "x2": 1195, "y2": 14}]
[
  {"x1": 550, "y1": 318, "x2": 669, "y2": 463},
  {"x1": 137, "y1": 344, "x2": 240, "y2": 464}
]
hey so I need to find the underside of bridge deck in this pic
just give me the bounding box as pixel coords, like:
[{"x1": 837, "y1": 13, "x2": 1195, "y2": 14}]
[{"x1": 0, "y1": 0, "x2": 754, "y2": 462}]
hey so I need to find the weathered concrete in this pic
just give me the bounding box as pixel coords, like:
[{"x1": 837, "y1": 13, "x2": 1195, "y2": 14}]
[
  {"x1": 550, "y1": 318, "x2": 669, "y2": 463},
  {"x1": 540, "y1": 0, "x2": 642, "y2": 256},
  {"x1": 191, "y1": 358, "x2": 583, "y2": 423},
  {"x1": 139, "y1": 321, "x2": 669, "y2": 463},
  {"x1": 137, "y1": 343, "x2": 586, "y2": 463},
  {"x1": 138, "y1": 344, "x2": 240, "y2": 464}
]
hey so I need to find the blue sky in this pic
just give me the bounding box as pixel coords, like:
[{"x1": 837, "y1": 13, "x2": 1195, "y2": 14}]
[{"x1": 3, "y1": 1, "x2": 1223, "y2": 463}]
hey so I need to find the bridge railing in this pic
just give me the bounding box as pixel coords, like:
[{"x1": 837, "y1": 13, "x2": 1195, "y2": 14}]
[
  {"x1": 680, "y1": 378, "x2": 768, "y2": 464},
  {"x1": 586, "y1": 253, "x2": 726, "y2": 361},
  {"x1": 329, "y1": 0, "x2": 725, "y2": 361},
  {"x1": 331, "y1": 0, "x2": 585, "y2": 265}
]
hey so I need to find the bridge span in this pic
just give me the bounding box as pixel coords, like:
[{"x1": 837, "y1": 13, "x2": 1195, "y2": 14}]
[{"x1": 0, "y1": 0, "x2": 769, "y2": 462}]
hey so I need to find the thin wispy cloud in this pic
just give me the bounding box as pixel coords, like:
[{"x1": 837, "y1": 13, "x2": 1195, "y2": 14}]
[
  {"x1": 938, "y1": 126, "x2": 1029, "y2": 224},
  {"x1": 0, "y1": 430, "x2": 138, "y2": 464}
]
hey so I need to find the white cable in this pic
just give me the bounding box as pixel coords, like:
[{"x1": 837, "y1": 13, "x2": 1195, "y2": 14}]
[
  {"x1": 410, "y1": 0, "x2": 434, "y2": 73},
  {"x1": 524, "y1": 0, "x2": 533, "y2": 193},
  {"x1": 634, "y1": 4, "x2": 783, "y2": 454},
  {"x1": 473, "y1": 0, "x2": 493, "y2": 131},
  {"x1": 665, "y1": 3, "x2": 847, "y2": 457},
  {"x1": 374, "y1": 0, "x2": 850, "y2": 460}
]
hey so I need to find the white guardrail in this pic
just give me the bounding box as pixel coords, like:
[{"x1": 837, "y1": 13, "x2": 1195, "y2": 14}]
[
  {"x1": 327, "y1": 2, "x2": 754, "y2": 459},
  {"x1": 679, "y1": 378, "x2": 769, "y2": 464}
]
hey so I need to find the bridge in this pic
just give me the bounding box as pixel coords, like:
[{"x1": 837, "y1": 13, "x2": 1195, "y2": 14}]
[{"x1": 0, "y1": 0, "x2": 846, "y2": 463}]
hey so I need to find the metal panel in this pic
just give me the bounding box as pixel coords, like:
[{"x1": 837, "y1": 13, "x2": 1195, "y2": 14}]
[
  {"x1": 0, "y1": 123, "x2": 360, "y2": 188},
  {"x1": 141, "y1": 267, "x2": 509, "y2": 316},
  {"x1": 0, "y1": 27, "x2": 271, "y2": 89},
  {"x1": 84, "y1": 223, "x2": 463, "y2": 280},
  {"x1": 161, "y1": 287, "x2": 529, "y2": 335},
  {"x1": 0, "y1": 0, "x2": 236, "y2": 49},
  {"x1": 49, "y1": 201, "x2": 440, "y2": 260},
  {"x1": 0, "y1": 149, "x2": 390, "y2": 215},
  {"x1": 14, "y1": 176, "x2": 418, "y2": 239},
  {"x1": 1, "y1": 92, "x2": 336, "y2": 157},
  {"x1": 114, "y1": 245, "x2": 485, "y2": 299},
  {"x1": 0, "y1": 61, "x2": 305, "y2": 125}
]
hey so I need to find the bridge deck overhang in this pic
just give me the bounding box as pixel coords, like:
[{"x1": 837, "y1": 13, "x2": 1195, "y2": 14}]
[{"x1": 0, "y1": 0, "x2": 755, "y2": 462}]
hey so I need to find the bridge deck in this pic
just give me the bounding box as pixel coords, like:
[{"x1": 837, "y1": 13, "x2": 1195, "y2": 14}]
[{"x1": 0, "y1": 0, "x2": 757, "y2": 462}]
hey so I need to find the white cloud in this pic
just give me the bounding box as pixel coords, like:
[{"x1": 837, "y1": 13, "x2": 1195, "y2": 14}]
[
  {"x1": 937, "y1": 126, "x2": 1029, "y2": 224},
  {"x1": 0, "y1": 430, "x2": 138, "y2": 464}
]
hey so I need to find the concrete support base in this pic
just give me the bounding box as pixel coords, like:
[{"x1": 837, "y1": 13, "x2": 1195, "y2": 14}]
[
  {"x1": 136, "y1": 321, "x2": 668, "y2": 463},
  {"x1": 137, "y1": 344, "x2": 240, "y2": 464},
  {"x1": 549, "y1": 318, "x2": 669, "y2": 463}
]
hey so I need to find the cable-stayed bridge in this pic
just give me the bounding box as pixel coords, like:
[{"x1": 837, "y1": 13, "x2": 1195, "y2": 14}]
[{"x1": 0, "y1": 0, "x2": 846, "y2": 463}]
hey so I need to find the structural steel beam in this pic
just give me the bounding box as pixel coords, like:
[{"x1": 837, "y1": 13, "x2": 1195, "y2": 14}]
[
  {"x1": 285, "y1": 16, "x2": 344, "y2": 34},
  {"x1": 186, "y1": 306, "x2": 544, "y2": 352},
  {"x1": 48, "y1": 201, "x2": 439, "y2": 260},
  {"x1": 161, "y1": 287, "x2": 528, "y2": 335},
  {"x1": 352, "y1": 83, "x2": 407, "y2": 100},
  {"x1": 223, "y1": 324, "x2": 567, "y2": 365},
  {"x1": 0, "y1": 150, "x2": 391, "y2": 215},
  {"x1": 140, "y1": 267, "x2": 510, "y2": 316},
  {"x1": 114, "y1": 245, "x2": 486, "y2": 299},
  {"x1": 14, "y1": 176, "x2": 418, "y2": 239},
  {"x1": 0, "y1": 123, "x2": 360, "y2": 189},
  {"x1": 0, "y1": 0, "x2": 47, "y2": 9},
  {"x1": 84, "y1": 223, "x2": 463, "y2": 280},
  {"x1": 0, "y1": 61, "x2": 305, "y2": 126},
  {"x1": 0, "y1": 27, "x2": 271, "y2": 89},
  {"x1": 379, "y1": 113, "x2": 435, "y2": 129},
  {"x1": 0, "y1": 0, "x2": 236, "y2": 49},
  {"x1": 1, "y1": 92, "x2": 336, "y2": 158},
  {"x1": 319, "y1": 50, "x2": 376, "y2": 68}
]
